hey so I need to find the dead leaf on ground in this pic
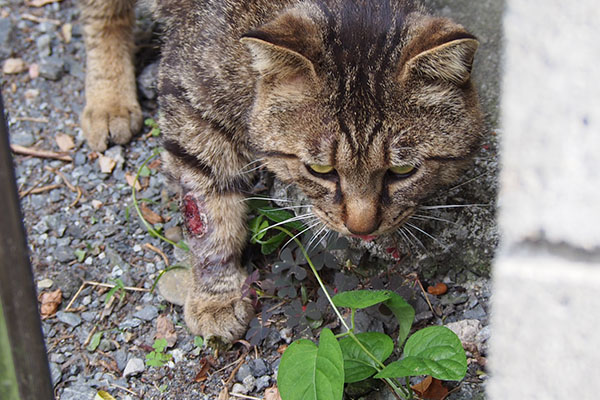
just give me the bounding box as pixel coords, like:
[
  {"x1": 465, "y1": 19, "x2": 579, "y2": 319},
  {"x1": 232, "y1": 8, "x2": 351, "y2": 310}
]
[
  {"x1": 39, "y1": 288, "x2": 62, "y2": 318},
  {"x1": 55, "y1": 133, "x2": 75, "y2": 152},
  {"x1": 148, "y1": 158, "x2": 162, "y2": 170},
  {"x1": 194, "y1": 357, "x2": 212, "y2": 383},
  {"x1": 411, "y1": 376, "x2": 449, "y2": 400},
  {"x1": 217, "y1": 387, "x2": 229, "y2": 400},
  {"x1": 156, "y1": 314, "x2": 177, "y2": 347},
  {"x1": 264, "y1": 386, "x2": 282, "y2": 400},
  {"x1": 98, "y1": 155, "x2": 116, "y2": 174},
  {"x1": 141, "y1": 202, "x2": 164, "y2": 225},
  {"x1": 27, "y1": 0, "x2": 62, "y2": 7},
  {"x1": 125, "y1": 172, "x2": 142, "y2": 191}
]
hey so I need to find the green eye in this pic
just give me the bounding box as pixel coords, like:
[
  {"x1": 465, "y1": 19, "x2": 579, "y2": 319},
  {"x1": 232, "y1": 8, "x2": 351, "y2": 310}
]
[
  {"x1": 309, "y1": 164, "x2": 335, "y2": 174},
  {"x1": 389, "y1": 165, "x2": 416, "y2": 176}
]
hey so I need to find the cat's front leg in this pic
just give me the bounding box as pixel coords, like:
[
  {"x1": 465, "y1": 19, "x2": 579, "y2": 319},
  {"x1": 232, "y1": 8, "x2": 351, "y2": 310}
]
[
  {"x1": 79, "y1": 0, "x2": 142, "y2": 151},
  {"x1": 179, "y1": 189, "x2": 254, "y2": 345}
]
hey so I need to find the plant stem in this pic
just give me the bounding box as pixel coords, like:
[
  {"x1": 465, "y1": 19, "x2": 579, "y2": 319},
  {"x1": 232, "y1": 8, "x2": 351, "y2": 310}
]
[{"x1": 275, "y1": 226, "x2": 409, "y2": 399}]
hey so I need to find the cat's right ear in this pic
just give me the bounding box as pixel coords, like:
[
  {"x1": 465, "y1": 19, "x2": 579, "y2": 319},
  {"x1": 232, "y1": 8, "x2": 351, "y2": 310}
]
[{"x1": 240, "y1": 12, "x2": 320, "y2": 83}]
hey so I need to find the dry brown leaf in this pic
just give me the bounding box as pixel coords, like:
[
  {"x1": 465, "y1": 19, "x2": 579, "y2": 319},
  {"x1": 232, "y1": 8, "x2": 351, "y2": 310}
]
[
  {"x1": 148, "y1": 158, "x2": 162, "y2": 170},
  {"x1": 39, "y1": 288, "x2": 62, "y2": 318},
  {"x1": 98, "y1": 155, "x2": 116, "y2": 174},
  {"x1": 125, "y1": 172, "x2": 142, "y2": 191},
  {"x1": 194, "y1": 357, "x2": 212, "y2": 383},
  {"x1": 27, "y1": 0, "x2": 62, "y2": 7},
  {"x1": 427, "y1": 282, "x2": 448, "y2": 296},
  {"x1": 55, "y1": 133, "x2": 75, "y2": 152},
  {"x1": 141, "y1": 202, "x2": 164, "y2": 225},
  {"x1": 264, "y1": 386, "x2": 282, "y2": 400},
  {"x1": 217, "y1": 387, "x2": 229, "y2": 400},
  {"x1": 156, "y1": 314, "x2": 177, "y2": 347},
  {"x1": 411, "y1": 376, "x2": 449, "y2": 400},
  {"x1": 3, "y1": 58, "x2": 27, "y2": 74}
]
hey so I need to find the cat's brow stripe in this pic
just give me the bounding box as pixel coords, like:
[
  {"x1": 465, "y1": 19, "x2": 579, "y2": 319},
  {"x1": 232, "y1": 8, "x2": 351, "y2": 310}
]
[
  {"x1": 162, "y1": 139, "x2": 214, "y2": 177},
  {"x1": 256, "y1": 150, "x2": 298, "y2": 160}
]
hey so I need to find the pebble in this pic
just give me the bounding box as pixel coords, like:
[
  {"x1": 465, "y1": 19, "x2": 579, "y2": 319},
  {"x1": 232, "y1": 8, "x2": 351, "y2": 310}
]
[
  {"x1": 0, "y1": 17, "x2": 15, "y2": 59},
  {"x1": 236, "y1": 364, "x2": 252, "y2": 382},
  {"x1": 55, "y1": 245, "x2": 75, "y2": 263},
  {"x1": 10, "y1": 130, "x2": 36, "y2": 147},
  {"x1": 123, "y1": 358, "x2": 145, "y2": 378},
  {"x1": 37, "y1": 278, "x2": 54, "y2": 290},
  {"x1": 255, "y1": 375, "x2": 271, "y2": 392},
  {"x1": 242, "y1": 375, "x2": 256, "y2": 392},
  {"x1": 249, "y1": 358, "x2": 269, "y2": 377},
  {"x1": 138, "y1": 61, "x2": 158, "y2": 99},
  {"x1": 55, "y1": 311, "x2": 82, "y2": 328},
  {"x1": 36, "y1": 34, "x2": 52, "y2": 56},
  {"x1": 231, "y1": 383, "x2": 248, "y2": 395},
  {"x1": 119, "y1": 318, "x2": 142, "y2": 329},
  {"x1": 2, "y1": 58, "x2": 27, "y2": 74},
  {"x1": 446, "y1": 319, "x2": 482, "y2": 344},
  {"x1": 133, "y1": 305, "x2": 158, "y2": 321},
  {"x1": 114, "y1": 349, "x2": 128, "y2": 371},
  {"x1": 39, "y1": 56, "x2": 65, "y2": 81},
  {"x1": 441, "y1": 292, "x2": 469, "y2": 306},
  {"x1": 49, "y1": 353, "x2": 65, "y2": 364},
  {"x1": 463, "y1": 304, "x2": 486, "y2": 320},
  {"x1": 60, "y1": 385, "x2": 96, "y2": 400},
  {"x1": 49, "y1": 362, "x2": 62, "y2": 386},
  {"x1": 172, "y1": 348, "x2": 185, "y2": 364},
  {"x1": 81, "y1": 311, "x2": 96, "y2": 323}
]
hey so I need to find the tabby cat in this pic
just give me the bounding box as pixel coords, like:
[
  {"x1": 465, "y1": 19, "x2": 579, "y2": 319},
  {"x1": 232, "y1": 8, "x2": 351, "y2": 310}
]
[{"x1": 79, "y1": 0, "x2": 483, "y2": 343}]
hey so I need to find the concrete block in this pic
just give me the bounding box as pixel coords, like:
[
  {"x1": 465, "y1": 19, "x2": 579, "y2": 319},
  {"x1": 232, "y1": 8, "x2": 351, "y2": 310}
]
[
  {"x1": 499, "y1": 0, "x2": 600, "y2": 249},
  {"x1": 489, "y1": 255, "x2": 600, "y2": 400}
]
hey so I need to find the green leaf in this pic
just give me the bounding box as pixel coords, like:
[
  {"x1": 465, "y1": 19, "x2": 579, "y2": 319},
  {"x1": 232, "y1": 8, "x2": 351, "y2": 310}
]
[
  {"x1": 375, "y1": 326, "x2": 467, "y2": 381},
  {"x1": 139, "y1": 165, "x2": 151, "y2": 177},
  {"x1": 74, "y1": 249, "x2": 86, "y2": 263},
  {"x1": 258, "y1": 207, "x2": 305, "y2": 231},
  {"x1": 94, "y1": 391, "x2": 116, "y2": 400},
  {"x1": 332, "y1": 290, "x2": 392, "y2": 309},
  {"x1": 87, "y1": 331, "x2": 103, "y2": 352},
  {"x1": 278, "y1": 328, "x2": 344, "y2": 400},
  {"x1": 194, "y1": 336, "x2": 204, "y2": 347},
  {"x1": 339, "y1": 332, "x2": 393, "y2": 383},
  {"x1": 383, "y1": 291, "x2": 415, "y2": 346},
  {"x1": 153, "y1": 338, "x2": 168, "y2": 353},
  {"x1": 144, "y1": 118, "x2": 156, "y2": 127},
  {"x1": 151, "y1": 127, "x2": 161, "y2": 137},
  {"x1": 261, "y1": 231, "x2": 287, "y2": 255}
]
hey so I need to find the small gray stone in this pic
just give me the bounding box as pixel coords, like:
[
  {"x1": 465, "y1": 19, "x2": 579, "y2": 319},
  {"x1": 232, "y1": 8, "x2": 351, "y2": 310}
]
[
  {"x1": 463, "y1": 304, "x2": 486, "y2": 321},
  {"x1": 236, "y1": 364, "x2": 252, "y2": 382},
  {"x1": 81, "y1": 311, "x2": 96, "y2": 322},
  {"x1": 119, "y1": 318, "x2": 142, "y2": 329},
  {"x1": 114, "y1": 349, "x2": 128, "y2": 371},
  {"x1": 105, "y1": 145, "x2": 125, "y2": 169},
  {"x1": 98, "y1": 338, "x2": 116, "y2": 352},
  {"x1": 242, "y1": 375, "x2": 256, "y2": 392},
  {"x1": 123, "y1": 358, "x2": 145, "y2": 378},
  {"x1": 133, "y1": 305, "x2": 158, "y2": 321},
  {"x1": 255, "y1": 375, "x2": 270, "y2": 392},
  {"x1": 0, "y1": 18, "x2": 15, "y2": 59},
  {"x1": 10, "y1": 130, "x2": 36, "y2": 147},
  {"x1": 249, "y1": 358, "x2": 269, "y2": 377},
  {"x1": 49, "y1": 362, "x2": 62, "y2": 386},
  {"x1": 231, "y1": 383, "x2": 248, "y2": 395},
  {"x1": 137, "y1": 61, "x2": 158, "y2": 99},
  {"x1": 54, "y1": 245, "x2": 75, "y2": 263},
  {"x1": 171, "y1": 348, "x2": 185, "y2": 364},
  {"x1": 446, "y1": 319, "x2": 482, "y2": 344},
  {"x1": 33, "y1": 219, "x2": 50, "y2": 234},
  {"x1": 39, "y1": 56, "x2": 65, "y2": 81},
  {"x1": 60, "y1": 385, "x2": 96, "y2": 400},
  {"x1": 36, "y1": 33, "x2": 52, "y2": 56},
  {"x1": 55, "y1": 311, "x2": 82, "y2": 328},
  {"x1": 49, "y1": 353, "x2": 65, "y2": 364},
  {"x1": 441, "y1": 292, "x2": 469, "y2": 306}
]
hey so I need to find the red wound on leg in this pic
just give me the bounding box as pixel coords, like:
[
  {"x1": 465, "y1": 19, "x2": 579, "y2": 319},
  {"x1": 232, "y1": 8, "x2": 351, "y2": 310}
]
[{"x1": 183, "y1": 194, "x2": 208, "y2": 236}]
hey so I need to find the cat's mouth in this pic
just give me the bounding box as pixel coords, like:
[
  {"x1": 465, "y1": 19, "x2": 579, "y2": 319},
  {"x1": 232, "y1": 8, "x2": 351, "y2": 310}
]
[{"x1": 351, "y1": 234, "x2": 378, "y2": 242}]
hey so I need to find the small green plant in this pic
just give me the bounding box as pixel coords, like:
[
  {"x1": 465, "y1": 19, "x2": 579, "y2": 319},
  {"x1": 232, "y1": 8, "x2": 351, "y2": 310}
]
[
  {"x1": 145, "y1": 338, "x2": 172, "y2": 367},
  {"x1": 104, "y1": 278, "x2": 126, "y2": 304},
  {"x1": 87, "y1": 330, "x2": 103, "y2": 352},
  {"x1": 144, "y1": 118, "x2": 161, "y2": 137},
  {"x1": 265, "y1": 225, "x2": 467, "y2": 400}
]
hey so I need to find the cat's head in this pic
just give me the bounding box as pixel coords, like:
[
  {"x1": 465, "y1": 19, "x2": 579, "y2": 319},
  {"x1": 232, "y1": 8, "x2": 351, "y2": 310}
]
[{"x1": 242, "y1": 1, "x2": 483, "y2": 239}]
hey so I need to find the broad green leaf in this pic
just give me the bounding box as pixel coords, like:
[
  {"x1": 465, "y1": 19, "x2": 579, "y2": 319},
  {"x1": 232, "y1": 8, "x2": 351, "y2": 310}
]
[
  {"x1": 74, "y1": 249, "x2": 86, "y2": 263},
  {"x1": 258, "y1": 207, "x2": 305, "y2": 230},
  {"x1": 87, "y1": 331, "x2": 103, "y2": 352},
  {"x1": 261, "y1": 232, "x2": 287, "y2": 255},
  {"x1": 278, "y1": 328, "x2": 344, "y2": 400},
  {"x1": 383, "y1": 291, "x2": 415, "y2": 346},
  {"x1": 153, "y1": 338, "x2": 168, "y2": 352},
  {"x1": 139, "y1": 165, "x2": 151, "y2": 177},
  {"x1": 332, "y1": 290, "x2": 392, "y2": 309},
  {"x1": 95, "y1": 391, "x2": 116, "y2": 400},
  {"x1": 339, "y1": 332, "x2": 394, "y2": 383},
  {"x1": 375, "y1": 326, "x2": 467, "y2": 381},
  {"x1": 194, "y1": 336, "x2": 204, "y2": 347}
]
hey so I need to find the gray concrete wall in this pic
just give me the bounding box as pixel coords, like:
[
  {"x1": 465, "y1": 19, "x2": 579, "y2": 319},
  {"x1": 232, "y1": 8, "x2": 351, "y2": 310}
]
[{"x1": 489, "y1": 1, "x2": 600, "y2": 398}]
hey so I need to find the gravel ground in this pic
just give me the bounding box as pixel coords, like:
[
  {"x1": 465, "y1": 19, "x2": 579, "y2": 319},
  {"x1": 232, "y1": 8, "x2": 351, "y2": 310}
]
[{"x1": 1, "y1": 1, "x2": 497, "y2": 399}]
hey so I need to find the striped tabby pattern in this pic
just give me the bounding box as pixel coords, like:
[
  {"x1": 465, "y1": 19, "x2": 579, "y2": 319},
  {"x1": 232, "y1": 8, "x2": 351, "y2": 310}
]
[{"x1": 80, "y1": 0, "x2": 484, "y2": 342}]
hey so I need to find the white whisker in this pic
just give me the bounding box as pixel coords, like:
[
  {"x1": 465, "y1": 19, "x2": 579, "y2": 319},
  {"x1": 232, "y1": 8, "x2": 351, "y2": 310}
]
[
  {"x1": 241, "y1": 196, "x2": 293, "y2": 203},
  {"x1": 397, "y1": 228, "x2": 413, "y2": 249},
  {"x1": 420, "y1": 203, "x2": 490, "y2": 210},
  {"x1": 280, "y1": 219, "x2": 321, "y2": 251},
  {"x1": 410, "y1": 214, "x2": 456, "y2": 225},
  {"x1": 254, "y1": 213, "x2": 315, "y2": 236},
  {"x1": 306, "y1": 224, "x2": 327, "y2": 251},
  {"x1": 446, "y1": 172, "x2": 490, "y2": 192},
  {"x1": 403, "y1": 225, "x2": 426, "y2": 250},
  {"x1": 405, "y1": 222, "x2": 444, "y2": 246}
]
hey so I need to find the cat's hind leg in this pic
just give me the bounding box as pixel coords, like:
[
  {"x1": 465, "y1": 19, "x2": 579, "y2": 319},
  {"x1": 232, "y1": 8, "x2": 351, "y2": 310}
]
[{"x1": 79, "y1": 0, "x2": 142, "y2": 151}]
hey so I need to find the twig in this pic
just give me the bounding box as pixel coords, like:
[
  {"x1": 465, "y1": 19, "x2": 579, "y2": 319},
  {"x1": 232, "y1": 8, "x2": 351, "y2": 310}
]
[
  {"x1": 13, "y1": 116, "x2": 49, "y2": 123},
  {"x1": 224, "y1": 351, "x2": 248, "y2": 387},
  {"x1": 45, "y1": 166, "x2": 76, "y2": 191},
  {"x1": 85, "y1": 280, "x2": 150, "y2": 292},
  {"x1": 143, "y1": 243, "x2": 169, "y2": 266},
  {"x1": 65, "y1": 282, "x2": 87, "y2": 311},
  {"x1": 407, "y1": 273, "x2": 438, "y2": 317},
  {"x1": 110, "y1": 382, "x2": 140, "y2": 397},
  {"x1": 21, "y1": 12, "x2": 61, "y2": 25},
  {"x1": 229, "y1": 394, "x2": 262, "y2": 400},
  {"x1": 11, "y1": 144, "x2": 72, "y2": 162},
  {"x1": 22, "y1": 183, "x2": 61, "y2": 196},
  {"x1": 82, "y1": 325, "x2": 97, "y2": 348},
  {"x1": 69, "y1": 186, "x2": 82, "y2": 207},
  {"x1": 18, "y1": 175, "x2": 50, "y2": 197}
]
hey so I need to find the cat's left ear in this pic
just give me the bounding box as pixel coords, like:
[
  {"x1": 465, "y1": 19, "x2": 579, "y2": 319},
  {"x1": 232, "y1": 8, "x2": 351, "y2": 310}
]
[
  {"x1": 240, "y1": 10, "x2": 320, "y2": 83},
  {"x1": 401, "y1": 29, "x2": 479, "y2": 85}
]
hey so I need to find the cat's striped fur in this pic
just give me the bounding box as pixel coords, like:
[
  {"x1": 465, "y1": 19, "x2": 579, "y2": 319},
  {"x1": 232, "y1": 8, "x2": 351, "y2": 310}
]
[{"x1": 80, "y1": 0, "x2": 483, "y2": 342}]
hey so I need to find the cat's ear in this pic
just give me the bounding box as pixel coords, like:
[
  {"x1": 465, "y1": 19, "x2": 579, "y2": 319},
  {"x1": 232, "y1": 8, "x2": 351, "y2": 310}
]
[
  {"x1": 401, "y1": 33, "x2": 479, "y2": 85},
  {"x1": 240, "y1": 11, "x2": 320, "y2": 82}
]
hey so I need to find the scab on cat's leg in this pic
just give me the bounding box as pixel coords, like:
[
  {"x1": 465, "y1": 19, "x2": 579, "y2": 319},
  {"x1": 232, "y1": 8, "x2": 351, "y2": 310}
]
[{"x1": 180, "y1": 190, "x2": 254, "y2": 349}]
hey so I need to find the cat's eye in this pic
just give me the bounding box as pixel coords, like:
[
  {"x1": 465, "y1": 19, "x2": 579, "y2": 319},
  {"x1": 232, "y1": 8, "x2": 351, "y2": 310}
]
[
  {"x1": 308, "y1": 164, "x2": 335, "y2": 174},
  {"x1": 389, "y1": 165, "x2": 416, "y2": 177}
]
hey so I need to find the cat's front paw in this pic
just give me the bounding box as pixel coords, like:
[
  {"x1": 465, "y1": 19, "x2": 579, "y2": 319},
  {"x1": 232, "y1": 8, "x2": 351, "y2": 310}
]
[
  {"x1": 81, "y1": 95, "x2": 142, "y2": 152},
  {"x1": 184, "y1": 292, "x2": 254, "y2": 346}
]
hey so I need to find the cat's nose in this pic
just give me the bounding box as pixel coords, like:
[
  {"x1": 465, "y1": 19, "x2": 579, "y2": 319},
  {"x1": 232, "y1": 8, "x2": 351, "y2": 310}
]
[{"x1": 344, "y1": 199, "x2": 381, "y2": 236}]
